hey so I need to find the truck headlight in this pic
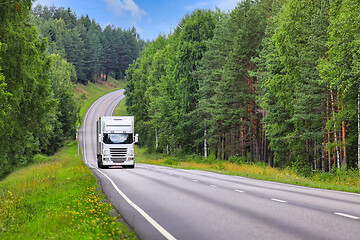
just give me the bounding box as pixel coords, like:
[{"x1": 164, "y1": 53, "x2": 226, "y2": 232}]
[{"x1": 103, "y1": 149, "x2": 110, "y2": 156}]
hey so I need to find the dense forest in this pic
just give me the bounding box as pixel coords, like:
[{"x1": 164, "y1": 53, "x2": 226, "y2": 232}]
[
  {"x1": 125, "y1": 0, "x2": 360, "y2": 174},
  {"x1": 0, "y1": 0, "x2": 143, "y2": 178},
  {"x1": 31, "y1": 4, "x2": 145, "y2": 84}
]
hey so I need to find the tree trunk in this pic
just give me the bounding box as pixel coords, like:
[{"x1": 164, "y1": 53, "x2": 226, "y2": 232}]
[
  {"x1": 155, "y1": 129, "x2": 158, "y2": 150},
  {"x1": 306, "y1": 138, "x2": 311, "y2": 167},
  {"x1": 330, "y1": 90, "x2": 340, "y2": 168},
  {"x1": 342, "y1": 120, "x2": 346, "y2": 166},
  {"x1": 327, "y1": 93, "x2": 331, "y2": 171},
  {"x1": 241, "y1": 118, "x2": 245, "y2": 157},
  {"x1": 204, "y1": 129, "x2": 207, "y2": 159}
]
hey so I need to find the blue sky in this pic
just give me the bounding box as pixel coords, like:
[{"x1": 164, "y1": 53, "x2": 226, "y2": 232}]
[{"x1": 33, "y1": 0, "x2": 240, "y2": 41}]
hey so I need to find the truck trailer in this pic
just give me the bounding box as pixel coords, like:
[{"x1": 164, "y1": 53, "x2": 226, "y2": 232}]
[{"x1": 97, "y1": 116, "x2": 138, "y2": 169}]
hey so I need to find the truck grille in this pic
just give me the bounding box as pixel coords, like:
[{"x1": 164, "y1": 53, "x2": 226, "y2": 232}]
[
  {"x1": 110, "y1": 148, "x2": 127, "y2": 157},
  {"x1": 111, "y1": 157, "x2": 126, "y2": 163}
]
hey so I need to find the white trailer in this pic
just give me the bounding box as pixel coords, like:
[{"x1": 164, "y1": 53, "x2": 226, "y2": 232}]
[{"x1": 97, "y1": 116, "x2": 138, "y2": 169}]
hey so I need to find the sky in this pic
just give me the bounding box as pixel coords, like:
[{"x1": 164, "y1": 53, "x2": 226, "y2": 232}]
[{"x1": 33, "y1": 0, "x2": 240, "y2": 41}]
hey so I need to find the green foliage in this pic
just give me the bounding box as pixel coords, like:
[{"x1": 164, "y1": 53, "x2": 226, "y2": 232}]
[
  {"x1": 319, "y1": 0, "x2": 360, "y2": 167},
  {"x1": 31, "y1": 5, "x2": 145, "y2": 84},
  {"x1": 0, "y1": 1, "x2": 81, "y2": 178},
  {"x1": 0, "y1": 0, "x2": 56, "y2": 177},
  {"x1": 126, "y1": 0, "x2": 360, "y2": 175},
  {"x1": 126, "y1": 9, "x2": 220, "y2": 153}
]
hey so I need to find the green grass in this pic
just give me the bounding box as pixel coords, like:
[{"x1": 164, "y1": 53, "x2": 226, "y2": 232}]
[
  {"x1": 0, "y1": 78, "x2": 137, "y2": 239},
  {"x1": 0, "y1": 141, "x2": 136, "y2": 239},
  {"x1": 113, "y1": 97, "x2": 128, "y2": 116}
]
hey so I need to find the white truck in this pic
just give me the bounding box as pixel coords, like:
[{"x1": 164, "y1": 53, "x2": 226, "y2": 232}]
[{"x1": 97, "y1": 116, "x2": 138, "y2": 169}]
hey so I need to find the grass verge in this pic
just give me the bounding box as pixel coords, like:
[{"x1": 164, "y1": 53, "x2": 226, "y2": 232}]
[{"x1": 0, "y1": 141, "x2": 136, "y2": 239}]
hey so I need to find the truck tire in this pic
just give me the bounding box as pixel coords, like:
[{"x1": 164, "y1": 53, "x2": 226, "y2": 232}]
[{"x1": 97, "y1": 156, "x2": 104, "y2": 169}]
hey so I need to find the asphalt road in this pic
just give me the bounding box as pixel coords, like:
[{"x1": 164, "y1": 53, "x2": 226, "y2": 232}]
[{"x1": 79, "y1": 90, "x2": 360, "y2": 240}]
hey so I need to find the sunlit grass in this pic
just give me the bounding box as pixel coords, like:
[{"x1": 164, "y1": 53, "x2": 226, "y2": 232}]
[
  {"x1": 0, "y1": 141, "x2": 136, "y2": 239},
  {"x1": 113, "y1": 97, "x2": 128, "y2": 116}
]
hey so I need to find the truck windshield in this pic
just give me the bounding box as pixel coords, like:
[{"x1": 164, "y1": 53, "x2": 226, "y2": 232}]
[{"x1": 103, "y1": 133, "x2": 133, "y2": 144}]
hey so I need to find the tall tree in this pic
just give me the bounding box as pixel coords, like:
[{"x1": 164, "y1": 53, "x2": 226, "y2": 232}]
[
  {"x1": 0, "y1": 0, "x2": 57, "y2": 177},
  {"x1": 319, "y1": 0, "x2": 360, "y2": 170}
]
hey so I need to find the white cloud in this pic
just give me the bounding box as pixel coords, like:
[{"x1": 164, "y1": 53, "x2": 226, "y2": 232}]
[
  {"x1": 103, "y1": 0, "x2": 146, "y2": 20},
  {"x1": 215, "y1": 0, "x2": 239, "y2": 11},
  {"x1": 184, "y1": 2, "x2": 210, "y2": 11}
]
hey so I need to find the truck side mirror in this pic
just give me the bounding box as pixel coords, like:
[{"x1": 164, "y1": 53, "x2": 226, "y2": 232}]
[
  {"x1": 98, "y1": 134, "x2": 102, "y2": 143},
  {"x1": 134, "y1": 134, "x2": 139, "y2": 144}
]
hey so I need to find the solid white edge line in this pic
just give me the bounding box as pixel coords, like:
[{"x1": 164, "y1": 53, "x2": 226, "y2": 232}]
[
  {"x1": 334, "y1": 212, "x2": 359, "y2": 220},
  {"x1": 271, "y1": 198, "x2": 287, "y2": 203},
  {"x1": 82, "y1": 91, "x2": 176, "y2": 240},
  {"x1": 96, "y1": 169, "x2": 177, "y2": 240}
]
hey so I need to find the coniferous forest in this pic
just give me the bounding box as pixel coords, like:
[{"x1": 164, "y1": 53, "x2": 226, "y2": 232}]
[
  {"x1": 125, "y1": 0, "x2": 360, "y2": 175},
  {"x1": 0, "y1": 1, "x2": 144, "y2": 178}
]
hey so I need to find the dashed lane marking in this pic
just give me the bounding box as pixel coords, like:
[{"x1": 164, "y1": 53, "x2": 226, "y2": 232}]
[
  {"x1": 271, "y1": 198, "x2": 287, "y2": 203},
  {"x1": 235, "y1": 190, "x2": 244, "y2": 193}
]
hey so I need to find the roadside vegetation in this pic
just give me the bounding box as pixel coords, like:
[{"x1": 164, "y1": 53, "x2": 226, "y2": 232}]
[
  {"x1": 136, "y1": 148, "x2": 360, "y2": 194},
  {"x1": 112, "y1": 91, "x2": 360, "y2": 194},
  {"x1": 0, "y1": 79, "x2": 136, "y2": 239}
]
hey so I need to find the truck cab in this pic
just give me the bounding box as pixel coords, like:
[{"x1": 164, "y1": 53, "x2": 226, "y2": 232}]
[{"x1": 97, "y1": 116, "x2": 138, "y2": 169}]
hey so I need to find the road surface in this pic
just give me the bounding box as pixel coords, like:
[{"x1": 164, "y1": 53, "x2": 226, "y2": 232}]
[{"x1": 79, "y1": 90, "x2": 360, "y2": 240}]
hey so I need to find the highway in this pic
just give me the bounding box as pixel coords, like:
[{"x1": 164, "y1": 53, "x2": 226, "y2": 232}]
[{"x1": 79, "y1": 90, "x2": 360, "y2": 240}]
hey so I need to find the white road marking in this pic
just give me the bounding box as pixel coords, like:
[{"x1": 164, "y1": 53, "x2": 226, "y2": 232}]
[
  {"x1": 235, "y1": 190, "x2": 244, "y2": 193},
  {"x1": 179, "y1": 176, "x2": 183, "y2": 179},
  {"x1": 96, "y1": 168, "x2": 177, "y2": 240},
  {"x1": 210, "y1": 185, "x2": 217, "y2": 188},
  {"x1": 334, "y1": 212, "x2": 359, "y2": 220},
  {"x1": 81, "y1": 91, "x2": 176, "y2": 240},
  {"x1": 271, "y1": 198, "x2": 287, "y2": 203},
  {"x1": 192, "y1": 180, "x2": 198, "y2": 182}
]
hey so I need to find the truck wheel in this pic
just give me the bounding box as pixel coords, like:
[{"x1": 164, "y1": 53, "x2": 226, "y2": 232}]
[{"x1": 97, "y1": 156, "x2": 104, "y2": 169}]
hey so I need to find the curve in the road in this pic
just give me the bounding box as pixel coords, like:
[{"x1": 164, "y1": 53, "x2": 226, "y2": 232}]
[{"x1": 79, "y1": 90, "x2": 176, "y2": 240}]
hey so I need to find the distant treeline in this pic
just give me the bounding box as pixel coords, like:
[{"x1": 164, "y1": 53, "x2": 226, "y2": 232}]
[
  {"x1": 125, "y1": 0, "x2": 360, "y2": 175},
  {"x1": 0, "y1": 0, "x2": 143, "y2": 178},
  {"x1": 31, "y1": 5, "x2": 145, "y2": 84}
]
